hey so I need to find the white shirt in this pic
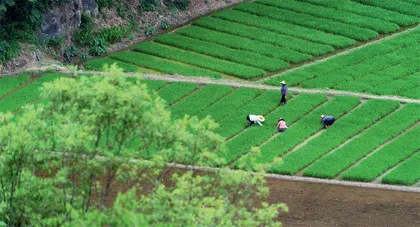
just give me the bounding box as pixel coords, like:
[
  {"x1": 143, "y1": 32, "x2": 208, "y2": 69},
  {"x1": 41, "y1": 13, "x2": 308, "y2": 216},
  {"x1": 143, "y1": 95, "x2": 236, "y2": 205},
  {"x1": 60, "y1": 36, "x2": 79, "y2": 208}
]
[{"x1": 249, "y1": 115, "x2": 263, "y2": 126}]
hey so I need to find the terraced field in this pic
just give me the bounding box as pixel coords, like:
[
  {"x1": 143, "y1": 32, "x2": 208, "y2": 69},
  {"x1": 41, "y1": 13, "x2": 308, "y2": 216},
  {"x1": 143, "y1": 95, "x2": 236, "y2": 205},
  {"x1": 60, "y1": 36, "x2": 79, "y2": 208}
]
[
  {"x1": 83, "y1": 0, "x2": 420, "y2": 80},
  {"x1": 265, "y1": 26, "x2": 420, "y2": 99},
  {"x1": 1, "y1": 74, "x2": 419, "y2": 186}
]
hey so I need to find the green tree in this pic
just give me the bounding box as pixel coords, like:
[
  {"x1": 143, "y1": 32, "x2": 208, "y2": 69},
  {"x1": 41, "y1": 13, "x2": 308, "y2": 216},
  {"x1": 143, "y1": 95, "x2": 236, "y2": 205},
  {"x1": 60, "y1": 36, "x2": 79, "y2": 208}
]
[{"x1": 0, "y1": 65, "x2": 287, "y2": 226}]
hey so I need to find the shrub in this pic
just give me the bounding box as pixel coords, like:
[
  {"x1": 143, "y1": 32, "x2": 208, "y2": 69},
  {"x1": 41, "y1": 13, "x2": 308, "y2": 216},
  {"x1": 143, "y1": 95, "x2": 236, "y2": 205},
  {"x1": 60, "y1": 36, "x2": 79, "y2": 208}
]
[
  {"x1": 160, "y1": 18, "x2": 171, "y2": 30},
  {"x1": 164, "y1": 0, "x2": 189, "y2": 10},
  {"x1": 139, "y1": 0, "x2": 159, "y2": 13},
  {"x1": 100, "y1": 26, "x2": 126, "y2": 44},
  {"x1": 64, "y1": 45, "x2": 80, "y2": 60},
  {"x1": 0, "y1": 40, "x2": 20, "y2": 63},
  {"x1": 89, "y1": 38, "x2": 108, "y2": 56}
]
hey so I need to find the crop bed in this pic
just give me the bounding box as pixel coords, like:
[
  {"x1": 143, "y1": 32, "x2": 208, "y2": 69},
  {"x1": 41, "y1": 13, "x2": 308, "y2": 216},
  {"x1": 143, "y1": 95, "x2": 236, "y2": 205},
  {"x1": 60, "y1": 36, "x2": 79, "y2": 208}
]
[
  {"x1": 83, "y1": 0, "x2": 419, "y2": 80},
  {"x1": 2, "y1": 74, "x2": 420, "y2": 186},
  {"x1": 266, "y1": 26, "x2": 420, "y2": 99}
]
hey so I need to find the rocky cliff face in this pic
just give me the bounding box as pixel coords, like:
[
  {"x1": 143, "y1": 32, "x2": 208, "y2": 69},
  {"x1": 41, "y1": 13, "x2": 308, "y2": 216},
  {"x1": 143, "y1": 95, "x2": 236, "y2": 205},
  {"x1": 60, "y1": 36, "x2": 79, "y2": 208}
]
[{"x1": 40, "y1": 0, "x2": 99, "y2": 38}]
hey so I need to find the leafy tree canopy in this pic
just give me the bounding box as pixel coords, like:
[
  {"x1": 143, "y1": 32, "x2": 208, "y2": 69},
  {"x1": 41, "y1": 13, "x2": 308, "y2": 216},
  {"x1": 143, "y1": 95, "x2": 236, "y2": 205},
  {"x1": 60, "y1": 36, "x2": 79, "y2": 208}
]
[{"x1": 0, "y1": 65, "x2": 287, "y2": 226}]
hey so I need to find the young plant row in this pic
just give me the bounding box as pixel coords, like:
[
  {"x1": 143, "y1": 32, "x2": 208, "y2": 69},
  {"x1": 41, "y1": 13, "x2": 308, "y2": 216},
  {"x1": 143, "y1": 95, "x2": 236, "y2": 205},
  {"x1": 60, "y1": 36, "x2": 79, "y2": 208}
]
[
  {"x1": 258, "y1": 0, "x2": 399, "y2": 33},
  {"x1": 266, "y1": 27, "x2": 420, "y2": 88},
  {"x1": 382, "y1": 152, "x2": 420, "y2": 185},
  {"x1": 305, "y1": 0, "x2": 419, "y2": 26},
  {"x1": 154, "y1": 33, "x2": 288, "y2": 72},
  {"x1": 220, "y1": 93, "x2": 328, "y2": 165},
  {"x1": 212, "y1": 10, "x2": 355, "y2": 48},
  {"x1": 303, "y1": 103, "x2": 420, "y2": 179},
  {"x1": 156, "y1": 82, "x2": 199, "y2": 106},
  {"x1": 84, "y1": 58, "x2": 140, "y2": 73},
  {"x1": 341, "y1": 125, "x2": 420, "y2": 182},
  {"x1": 169, "y1": 84, "x2": 233, "y2": 119},
  {"x1": 177, "y1": 26, "x2": 311, "y2": 63},
  {"x1": 300, "y1": 45, "x2": 420, "y2": 89},
  {"x1": 109, "y1": 51, "x2": 222, "y2": 78},
  {"x1": 270, "y1": 100, "x2": 400, "y2": 175},
  {"x1": 353, "y1": 0, "x2": 420, "y2": 17},
  {"x1": 0, "y1": 74, "x2": 30, "y2": 97},
  {"x1": 196, "y1": 87, "x2": 263, "y2": 122},
  {"x1": 0, "y1": 74, "x2": 66, "y2": 114},
  {"x1": 132, "y1": 42, "x2": 265, "y2": 79},
  {"x1": 234, "y1": 2, "x2": 378, "y2": 41},
  {"x1": 194, "y1": 17, "x2": 334, "y2": 56},
  {"x1": 248, "y1": 96, "x2": 361, "y2": 166}
]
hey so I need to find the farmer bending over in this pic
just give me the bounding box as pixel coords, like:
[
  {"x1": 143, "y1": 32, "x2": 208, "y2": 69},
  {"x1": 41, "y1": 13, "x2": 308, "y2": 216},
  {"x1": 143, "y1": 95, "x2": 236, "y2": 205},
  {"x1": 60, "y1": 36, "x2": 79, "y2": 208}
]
[
  {"x1": 321, "y1": 115, "x2": 335, "y2": 129},
  {"x1": 277, "y1": 118, "x2": 288, "y2": 132},
  {"x1": 247, "y1": 115, "x2": 265, "y2": 126}
]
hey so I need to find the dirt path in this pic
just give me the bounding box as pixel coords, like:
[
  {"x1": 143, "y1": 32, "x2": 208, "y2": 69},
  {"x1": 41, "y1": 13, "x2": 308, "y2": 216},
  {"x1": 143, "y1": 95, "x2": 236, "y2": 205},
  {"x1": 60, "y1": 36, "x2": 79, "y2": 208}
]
[
  {"x1": 72, "y1": 71, "x2": 420, "y2": 103},
  {"x1": 257, "y1": 24, "x2": 420, "y2": 84}
]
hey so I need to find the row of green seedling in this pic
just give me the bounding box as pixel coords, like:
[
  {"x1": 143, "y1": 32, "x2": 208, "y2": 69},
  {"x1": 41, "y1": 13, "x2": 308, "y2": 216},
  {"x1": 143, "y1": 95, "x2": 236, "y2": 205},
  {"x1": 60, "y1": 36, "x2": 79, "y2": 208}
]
[
  {"x1": 132, "y1": 42, "x2": 265, "y2": 79},
  {"x1": 258, "y1": 0, "x2": 399, "y2": 33},
  {"x1": 303, "y1": 103, "x2": 420, "y2": 179},
  {"x1": 154, "y1": 33, "x2": 288, "y2": 71},
  {"x1": 382, "y1": 152, "x2": 420, "y2": 185},
  {"x1": 353, "y1": 0, "x2": 420, "y2": 17},
  {"x1": 109, "y1": 51, "x2": 222, "y2": 78},
  {"x1": 235, "y1": 2, "x2": 378, "y2": 41},
  {"x1": 212, "y1": 9, "x2": 354, "y2": 49},
  {"x1": 221, "y1": 93, "x2": 329, "y2": 165},
  {"x1": 270, "y1": 99, "x2": 400, "y2": 175},
  {"x1": 305, "y1": 0, "x2": 419, "y2": 26},
  {"x1": 0, "y1": 74, "x2": 31, "y2": 98}
]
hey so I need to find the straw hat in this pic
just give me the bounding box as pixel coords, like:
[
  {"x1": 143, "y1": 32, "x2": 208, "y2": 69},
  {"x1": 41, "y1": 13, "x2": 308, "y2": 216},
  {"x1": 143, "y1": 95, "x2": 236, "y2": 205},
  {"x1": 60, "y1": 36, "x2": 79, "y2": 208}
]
[
  {"x1": 281, "y1": 80, "x2": 286, "y2": 85},
  {"x1": 321, "y1": 115, "x2": 325, "y2": 119},
  {"x1": 258, "y1": 115, "x2": 265, "y2": 122}
]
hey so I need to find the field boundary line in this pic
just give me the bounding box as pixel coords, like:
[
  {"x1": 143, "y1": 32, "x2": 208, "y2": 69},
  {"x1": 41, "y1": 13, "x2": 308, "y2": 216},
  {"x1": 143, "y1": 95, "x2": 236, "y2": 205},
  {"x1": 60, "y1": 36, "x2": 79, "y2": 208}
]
[
  {"x1": 335, "y1": 121, "x2": 420, "y2": 180},
  {"x1": 373, "y1": 149, "x2": 420, "y2": 184},
  {"x1": 167, "y1": 163, "x2": 420, "y2": 193},
  {"x1": 281, "y1": 100, "x2": 365, "y2": 162},
  {"x1": 298, "y1": 104, "x2": 404, "y2": 177},
  {"x1": 69, "y1": 71, "x2": 420, "y2": 104},
  {"x1": 257, "y1": 24, "x2": 420, "y2": 83}
]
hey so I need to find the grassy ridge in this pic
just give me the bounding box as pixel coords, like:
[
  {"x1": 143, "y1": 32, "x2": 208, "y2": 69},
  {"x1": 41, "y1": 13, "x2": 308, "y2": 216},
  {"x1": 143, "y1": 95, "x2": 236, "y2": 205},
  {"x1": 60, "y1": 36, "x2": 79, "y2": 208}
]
[
  {"x1": 235, "y1": 2, "x2": 378, "y2": 41},
  {"x1": 194, "y1": 17, "x2": 334, "y2": 56},
  {"x1": 382, "y1": 152, "x2": 420, "y2": 185},
  {"x1": 303, "y1": 104, "x2": 420, "y2": 179},
  {"x1": 177, "y1": 26, "x2": 311, "y2": 63},
  {"x1": 249, "y1": 96, "x2": 361, "y2": 165},
  {"x1": 110, "y1": 51, "x2": 222, "y2": 78},
  {"x1": 270, "y1": 100, "x2": 400, "y2": 175},
  {"x1": 212, "y1": 10, "x2": 355, "y2": 48},
  {"x1": 258, "y1": 0, "x2": 399, "y2": 33},
  {"x1": 154, "y1": 33, "x2": 288, "y2": 71},
  {"x1": 196, "y1": 87, "x2": 262, "y2": 122},
  {"x1": 353, "y1": 0, "x2": 420, "y2": 17},
  {"x1": 0, "y1": 74, "x2": 30, "y2": 97},
  {"x1": 157, "y1": 82, "x2": 199, "y2": 106},
  {"x1": 0, "y1": 74, "x2": 67, "y2": 113},
  {"x1": 342, "y1": 125, "x2": 420, "y2": 182},
  {"x1": 170, "y1": 84, "x2": 233, "y2": 119},
  {"x1": 133, "y1": 42, "x2": 265, "y2": 79},
  {"x1": 221, "y1": 93, "x2": 328, "y2": 165},
  {"x1": 85, "y1": 58, "x2": 140, "y2": 73},
  {"x1": 215, "y1": 90, "x2": 281, "y2": 139},
  {"x1": 304, "y1": 0, "x2": 419, "y2": 26}
]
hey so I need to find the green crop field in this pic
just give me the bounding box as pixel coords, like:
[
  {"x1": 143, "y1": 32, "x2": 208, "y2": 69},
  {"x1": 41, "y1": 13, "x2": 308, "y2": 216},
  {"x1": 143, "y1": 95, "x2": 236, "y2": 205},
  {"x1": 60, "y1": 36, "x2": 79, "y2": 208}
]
[
  {"x1": 2, "y1": 74, "x2": 420, "y2": 186},
  {"x1": 83, "y1": 0, "x2": 420, "y2": 80},
  {"x1": 266, "y1": 26, "x2": 420, "y2": 99}
]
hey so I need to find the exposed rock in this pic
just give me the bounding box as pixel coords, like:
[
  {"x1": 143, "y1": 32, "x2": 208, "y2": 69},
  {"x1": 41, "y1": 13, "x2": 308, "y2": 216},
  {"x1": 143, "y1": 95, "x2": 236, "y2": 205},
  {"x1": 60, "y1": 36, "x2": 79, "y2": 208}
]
[{"x1": 41, "y1": 11, "x2": 64, "y2": 37}]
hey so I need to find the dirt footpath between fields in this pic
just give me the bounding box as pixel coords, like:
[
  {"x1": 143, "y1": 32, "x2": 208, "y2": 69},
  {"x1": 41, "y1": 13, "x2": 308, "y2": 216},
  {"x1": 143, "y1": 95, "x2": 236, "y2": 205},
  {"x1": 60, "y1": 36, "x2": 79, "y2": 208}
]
[{"x1": 268, "y1": 178, "x2": 420, "y2": 227}]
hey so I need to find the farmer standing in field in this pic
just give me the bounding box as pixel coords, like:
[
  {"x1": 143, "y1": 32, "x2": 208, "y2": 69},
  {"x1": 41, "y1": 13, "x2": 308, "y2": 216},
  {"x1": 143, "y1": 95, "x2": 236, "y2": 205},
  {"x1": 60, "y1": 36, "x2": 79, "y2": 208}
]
[
  {"x1": 246, "y1": 114, "x2": 265, "y2": 126},
  {"x1": 280, "y1": 80, "x2": 288, "y2": 105},
  {"x1": 277, "y1": 118, "x2": 288, "y2": 132},
  {"x1": 321, "y1": 115, "x2": 335, "y2": 129}
]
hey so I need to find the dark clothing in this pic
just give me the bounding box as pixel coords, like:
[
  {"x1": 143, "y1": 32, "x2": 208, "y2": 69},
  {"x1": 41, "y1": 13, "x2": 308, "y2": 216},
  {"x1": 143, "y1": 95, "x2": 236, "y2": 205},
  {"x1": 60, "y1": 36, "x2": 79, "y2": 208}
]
[
  {"x1": 281, "y1": 85, "x2": 288, "y2": 96},
  {"x1": 278, "y1": 128, "x2": 287, "y2": 132},
  {"x1": 280, "y1": 95, "x2": 287, "y2": 105},
  {"x1": 280, "y1": 85, "x2": 288, "y2": 105},
  {"x1": 322, "y1": 116, "x2": 335, "y2": 126}
]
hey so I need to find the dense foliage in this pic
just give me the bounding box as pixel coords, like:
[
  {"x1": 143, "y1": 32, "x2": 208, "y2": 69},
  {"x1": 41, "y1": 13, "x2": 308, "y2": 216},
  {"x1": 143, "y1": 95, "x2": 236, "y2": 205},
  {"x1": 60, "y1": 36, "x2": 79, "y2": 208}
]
[{"x1": 0, "y1": 66, "x2": 287, "y2": 226}]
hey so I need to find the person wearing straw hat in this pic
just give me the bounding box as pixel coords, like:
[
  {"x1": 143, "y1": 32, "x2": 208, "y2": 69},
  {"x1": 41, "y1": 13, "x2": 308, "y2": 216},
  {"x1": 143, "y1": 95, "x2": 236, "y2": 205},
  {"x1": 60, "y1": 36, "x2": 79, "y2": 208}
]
[
  {"x1": 277, "y1": 118, "x2": 288, "y2": 132},
  {"x1": 321, "y1": 115, "x2": 335, "y2": 129},
  {"x1": 246, "y1": 114, "x2": 265, "y2": 126},
  {"x1": 280, "y1": 80, "x2": 288, "y2": 105}
]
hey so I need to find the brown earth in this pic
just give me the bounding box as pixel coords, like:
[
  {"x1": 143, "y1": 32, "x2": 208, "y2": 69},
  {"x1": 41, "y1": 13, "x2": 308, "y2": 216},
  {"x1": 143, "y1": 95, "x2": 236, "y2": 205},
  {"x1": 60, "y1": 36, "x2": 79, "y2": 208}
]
[{"x1": 268, "y1": 178, "x2": 420, "y2": 227}]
